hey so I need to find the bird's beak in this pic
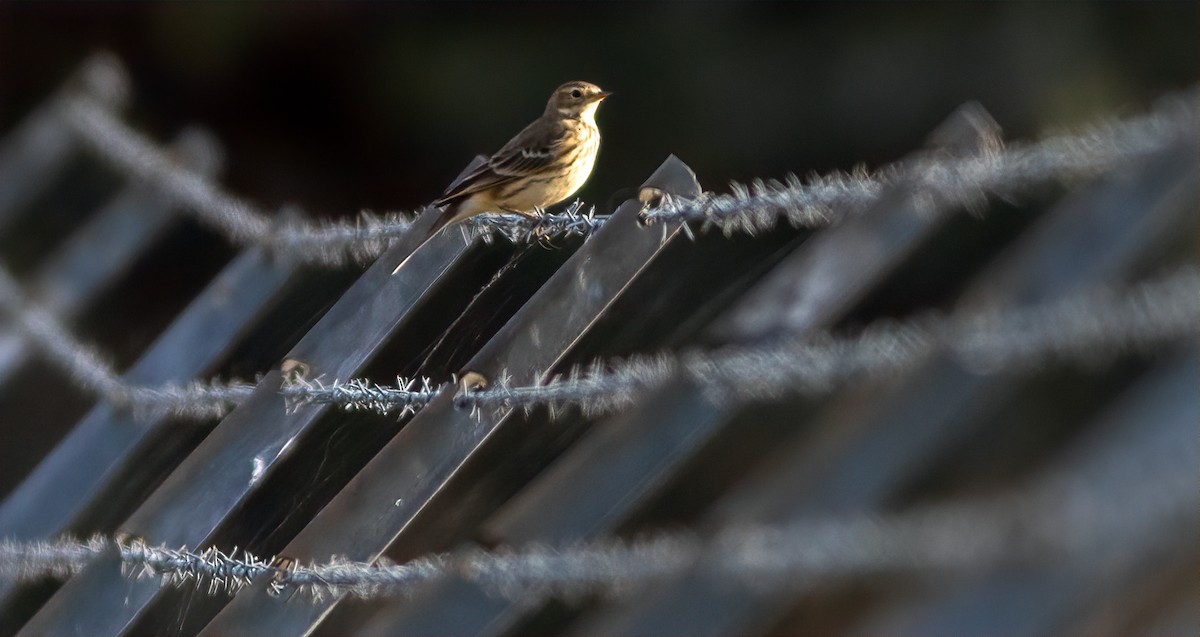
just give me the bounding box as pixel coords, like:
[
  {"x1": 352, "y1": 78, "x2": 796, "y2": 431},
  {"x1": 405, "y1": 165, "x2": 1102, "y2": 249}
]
[{"x1": 593, "y1": 90, "x2": 613, "y2": 102}]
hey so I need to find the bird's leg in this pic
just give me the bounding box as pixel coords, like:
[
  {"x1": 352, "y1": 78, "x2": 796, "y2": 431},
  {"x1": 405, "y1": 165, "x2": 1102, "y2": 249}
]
[
  {"x1": 529, "y1": 207, "x2": 562, "y2": 248},
  {"x1": 500, "y1": 206, "x2": 539, "y2": 218},
  {"x1": 501, "y1": 206, "x2": 554, "y2": 246}
]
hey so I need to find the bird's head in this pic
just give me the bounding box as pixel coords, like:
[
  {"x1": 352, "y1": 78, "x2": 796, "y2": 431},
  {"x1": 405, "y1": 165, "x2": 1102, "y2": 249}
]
[{"x1": 547, "y1": 81, "x2": 611, "y2": 124}]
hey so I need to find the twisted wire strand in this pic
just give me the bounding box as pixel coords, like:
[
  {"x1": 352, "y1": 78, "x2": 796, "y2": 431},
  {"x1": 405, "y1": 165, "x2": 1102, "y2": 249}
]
[
  {"x1": 61, "y1": 86, "x2": 690, "y2": 255},
  {"x1": 59, "y1": 97, "x2": 603, "y2": 266},
  {"x1": 641, "y1": 89, "x2": 1199, "y2": 233},
  {"x1": 296, "y1": 265, "x2": 1200, "y2": 418},
  {"x1": 2, "y1": 428, "x2": 1193, "y2": 601},
  {"x1": 54, "y1": 87, "x2": 1198, "y2": 265},
  {"x1": 0, "y1": 267, "x2": 129, "y2": 402},
  {"x1": 0, "y1": 257, "x2": 1195, "y2": 420},
  {"x1": 58, "y1": 96, "x2": 420, "y2": 266},
  {"x1": 465, "y1": 202, "x2": 609, "y2": 244},
  {"x1": 281, "y1": 376, "x2": 441, "y2": 418},
  {"x1": 0, "y1": 265, "x2": 253, "y2": 418}
]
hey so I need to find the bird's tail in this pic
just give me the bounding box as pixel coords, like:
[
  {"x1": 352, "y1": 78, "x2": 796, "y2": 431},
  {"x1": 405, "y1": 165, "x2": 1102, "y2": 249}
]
[{"x1": 401, "y1": 203, "x2": 465, "y2": 270}]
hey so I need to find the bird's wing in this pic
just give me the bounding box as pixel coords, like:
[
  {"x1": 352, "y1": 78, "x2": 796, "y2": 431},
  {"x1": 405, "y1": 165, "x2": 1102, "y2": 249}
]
[{"x1": 434, "y1": 119, "x2": 570, "y2": 207}]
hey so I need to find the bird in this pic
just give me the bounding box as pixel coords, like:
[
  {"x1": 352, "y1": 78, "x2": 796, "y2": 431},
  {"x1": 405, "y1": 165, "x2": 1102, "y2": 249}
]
[{"x1": 422, "y1": 81, "x2": 611, "y2": 241}]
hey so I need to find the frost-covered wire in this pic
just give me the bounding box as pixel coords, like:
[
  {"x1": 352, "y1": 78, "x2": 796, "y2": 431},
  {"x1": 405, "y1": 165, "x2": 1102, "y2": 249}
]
[
  {"x1": 58, "y1": 96, "x2": 423, "y2": 266},
  {"x1": 0, "y1": 265, "x2": 254, "y2": 418},
  {"x1": 2, "y1": 423, "x2": 1194, "y2": 601},
  {"x1": 282, "y1": 376, "x2": 441, "y2": 418},
  {"x1": 1, "y1": 259, "x2": 1195, "y2": 420},
  {"x1": 0, "y1": 266, "x2": 129, "y2": 402},
  {"x1": 0, "y1": 536, "x2": 110, "y2": 582},
  {"x1": 641, "y1": 89, "x2": 1200, "y2": 233},
  {"x1": 465, "y1": 201, "x2": 608, "y2": 245},
  {"x1": 57, "y1": 84, "x2": 1198, "y2": 264},
  {"x1": 297, "y1": 265, "x2": 1200, "y2": 417},
  {"x1": 58, "y1": 96, "x2": 606, "y2": 266}
]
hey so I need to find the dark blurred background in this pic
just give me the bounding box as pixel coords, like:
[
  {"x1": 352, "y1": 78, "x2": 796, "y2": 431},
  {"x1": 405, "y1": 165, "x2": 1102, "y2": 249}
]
[
  {"x1": 0, "y1": 5, "x2": 1197, "y2": 634},
  {"x1": 2, "y1": 2, "x2": 1196, "y2": 219}
]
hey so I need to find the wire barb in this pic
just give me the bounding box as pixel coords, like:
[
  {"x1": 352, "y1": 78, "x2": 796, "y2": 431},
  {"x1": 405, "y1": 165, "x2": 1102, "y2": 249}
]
[
  {"x1": 56, "y1": 97, "x2": 611, "y2": 266},
  {"x1": 467, "y1": 200, "x2": 609, "y2": 245},
  {"x1": 54, "y1": 84, "x2": 1199, "y2": 265},
  {"x1": 0, "y1": 253, "x2": 1195, "y2": 420},
  {"x1": 244, "y1": 267, "x2": 1200, "y2": 418},
  {"x1": 282, "y1": 376, "x2": 442, "y2": 418},
  {"x1": 639, "y1": 89, "x2": 1200, "y2": 233},
  {"x1": 450, "y1": 265, "x2": 1200, "y2": 418},
  {"x1": 2, "y1": 428, "x2": 1193, "y2": 601}
]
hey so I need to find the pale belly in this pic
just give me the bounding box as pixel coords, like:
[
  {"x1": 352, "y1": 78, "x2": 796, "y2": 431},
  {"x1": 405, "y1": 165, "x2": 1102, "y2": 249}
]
[{"x1": 497, "y1": 135, "x2": 599, "y2": 212}]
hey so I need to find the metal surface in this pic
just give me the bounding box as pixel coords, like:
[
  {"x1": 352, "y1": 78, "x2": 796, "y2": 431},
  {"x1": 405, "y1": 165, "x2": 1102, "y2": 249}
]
[
  {"x1": 573, "y1": 135, "x2": 1199, "y2": 636},
  {"x1": 0, "y1": 247, "x2": 305, "y2": 631},
  {"x1": 709, "y1": 102, "x2": 1002, "y2": 341},
  {"x1": 856, "y1": 352, "x2": 1198, "y2": 635},
  {"x1": 17, "y1": 203, "x2": 493, "y2": 636},
  {"x1": 0, "y1": 131, "x2": 219, "y2": 392},
  {"x1": 0, "y1": 54, "x2": 128, "y2": 232},
  {"x1": 353, "y1": 106, "x2": 1001, "y2": 637},
  {"x1": 0, "y1": 248, "x2": 296, "y2": 538},
  {"x1": 198, "y1": 156, "x2": 700, "y2": 636},
  {"x1": 1, "y1": 56, "x2": 1196, "y2": 637}
]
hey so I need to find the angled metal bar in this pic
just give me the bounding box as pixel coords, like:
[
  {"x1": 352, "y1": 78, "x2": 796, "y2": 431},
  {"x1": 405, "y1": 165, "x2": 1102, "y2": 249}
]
[
  {"x1": 0, "y1": 246, "x2": 294, "y2": 538},
  {"x1": 352, "y1": 106, "x2": 1001, "y2": 637},
  {"x1": 0, "y1": 54, "x2": 128, "y2": 232},
  {"x1": 15, "y1": 193, "x2": 489, "y2": 636},
  {"x1": 572, "y1": 136, "x2": 1199, "y2": 635},
  {"x1": 710, "y1": 102, "x2": 1002, "y2": 341},
  {"x1": 0, "y1": 129, "x2": 220, "y2": 393},
  {"x1": 195, "y1": 157, "x2": 700, "y2": 637},
  {"x1": 1082, "y1": 556, "x2": 1200, "y2": 636},
  {"x1": 852, "y1": 352, "x2": 1198, "y2": 635},
  {"x1": 30, "y1": 128, "x2": 222, "y2": 317},
  {"x1": 0, "y1": 246, "x2": 304, "y2": 631}
]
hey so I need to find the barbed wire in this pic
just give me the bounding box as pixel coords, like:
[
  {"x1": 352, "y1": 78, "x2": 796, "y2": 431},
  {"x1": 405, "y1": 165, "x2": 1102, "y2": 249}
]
[
  {"x1": 0, "y1": 265, "x2": 252, "y2": 419},
  {"x1": 5, "y1": 86, "x2": 1197, "y2": 418},
  {"x1": 54, "y1": 87, "x2": 1198, "y2": 266},
  {"x1": 1, "y1": 248, "x2": 1194, "y2": 420},
  {"x1": 642, "y1": 89, "x2": 1199, "y2": 233},
  {"x1": 3, "y1": 73, "x2": 1196, "y2": 614},
  {"x1": 2, "y1": 420, "x2": 1193, "y2": 602},
  {"x1": 59, "y1": 97, "x2": 605, "y2": 265},
  {"x1": 466, "y1": 203, "x2": 608, "y2": 244},
  {"x1": 58, "y1": 96, "x2": 422, "y2": 267},
  {"x1": 288, "y1": 264, "x2": 1200, "y2": 418}
]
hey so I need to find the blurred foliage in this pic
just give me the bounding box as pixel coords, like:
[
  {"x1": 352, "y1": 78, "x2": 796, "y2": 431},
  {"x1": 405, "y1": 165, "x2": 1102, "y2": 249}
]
[{"x1": 0, "y1": 2, "x2": 1196, "y2": 217}]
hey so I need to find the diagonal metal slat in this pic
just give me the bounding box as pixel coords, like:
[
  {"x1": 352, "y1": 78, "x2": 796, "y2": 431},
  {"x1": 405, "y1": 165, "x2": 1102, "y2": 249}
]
[
  {"x1": 573, "y1": 135, "x2": 1198, "y2": 636},
  {"x1": 709, "y1": 102, "x2": 1002, "y2": 342},
  {"x1": 0, "y1": 248, "x2": 299, "y2": 538},
  {"x1": 0, "y1": 245, "x2": 318, "y2": 632},
  {"x1": 194, "y1": 156, "x2": 701, "y2": 637},
  {"x1": 1, "y1": 52, "x2": 1193, "y2": 636},
  {"x1": 352, "y1": 105, "x2": 1001, "y2": 637},
  {"x1": 0, "y1": 130, "x2": 220, "y2": 395},
  {"x1": 0, "y1": 54, "x2": 128, "y2": 233},
  {"x1": 16, "y1": 196, "x2": 496, "y2": 636},
  {"x1": 853, "y1": 351, "x2": 1198, "y2": 635}
]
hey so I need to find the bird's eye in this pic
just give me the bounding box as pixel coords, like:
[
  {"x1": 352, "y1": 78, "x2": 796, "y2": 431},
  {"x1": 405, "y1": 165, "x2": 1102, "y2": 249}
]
[{"x1": 570, "y1": 89, "x2": 582, "y2": 98}]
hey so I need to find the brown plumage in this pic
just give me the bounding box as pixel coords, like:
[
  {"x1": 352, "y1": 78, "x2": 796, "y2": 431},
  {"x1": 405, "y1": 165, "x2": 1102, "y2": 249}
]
[{"x1": 423, "y1": 81, "x2": 611, "y2": 240}]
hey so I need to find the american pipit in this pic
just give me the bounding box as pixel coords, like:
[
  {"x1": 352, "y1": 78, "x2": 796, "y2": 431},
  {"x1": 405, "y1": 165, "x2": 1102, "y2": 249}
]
[{"x1": 424, "y1": 81, "x2": 611, "y2": 239}]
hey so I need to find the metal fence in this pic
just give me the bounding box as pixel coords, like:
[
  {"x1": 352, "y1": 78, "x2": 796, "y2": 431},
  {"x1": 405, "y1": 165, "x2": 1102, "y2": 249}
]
[{"x1": 0, "y1": 53, "x2": 1196, "y2": 636}]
